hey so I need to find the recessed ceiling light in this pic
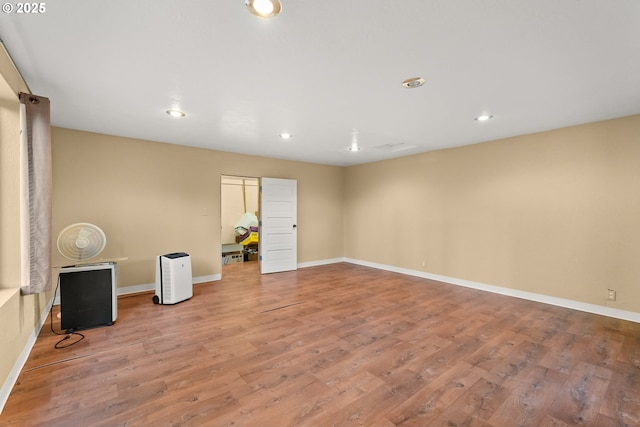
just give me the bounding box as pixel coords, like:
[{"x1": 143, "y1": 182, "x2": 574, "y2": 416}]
[
  {"x1": 280, "y1": 133, "x2": 293, "y2": 139},
  {"x1": 245, "y1": 0, "x2": 282, "y2": 18},
  {"x1": 402, "y1": 77, "x2": 425, "y2": 89},
  {"x1": 166, "y1": 109, "x2": 186, "y2": 118},
  {"x1": 475, "y1": 114, "x2": 493, "y2": 121},
  {"x1": 348, "y1": 128, "x2": 361, "y2": 151}
]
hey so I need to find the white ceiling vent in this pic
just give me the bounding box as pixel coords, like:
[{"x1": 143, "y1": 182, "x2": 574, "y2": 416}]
[{"x1": 374, "y1": 142, "x2": 416, "y2": 152}]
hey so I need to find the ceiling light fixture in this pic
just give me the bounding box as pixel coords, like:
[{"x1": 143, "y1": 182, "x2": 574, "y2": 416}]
[
  {"x1": 245, "y1": 0, "x2": 282, "y2": 18},
  {"x1": 166, "y1": 109, "x2": 186, "y2": 118},
  {"x1": 475, "y1": 114, "x2": 493, "y2": 121},
  {"x1": 402, "y1": 77, "x2": 425, "y2": 89},
  {"x1": 348, "y1": 129, "x2": 361, "y2": 151},
  {"x1": 279, "y1": 133, "x2": 293, "y2": 139}
]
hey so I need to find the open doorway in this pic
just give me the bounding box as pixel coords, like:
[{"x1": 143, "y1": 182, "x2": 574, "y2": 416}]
[{"x1": 220, "y1": 175, "x2": 260, "y2": 271}]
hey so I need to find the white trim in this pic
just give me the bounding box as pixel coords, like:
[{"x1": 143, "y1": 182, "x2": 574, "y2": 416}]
[
  {"x1": 344, "y1": 258, "x2": 640, "y2": 323},
  {"x1": 298, "y1": 257, "x2": 346, "y2": 269},
  {"x1": 194, "y1": 274, "x2": 221, "y2": 284},
  {"x1": 117, "y1": 282, "x2": 155, "y2": 296},
  {"x1": 0, "y1": 295, "x2": 53, "y2": 414},
  {"x1": 117, "y1": 274, "x2": 221, "y2": 296},
  {"x1": 116, "y1": 274, "x2": 221, "y2": 296},
  {"x1": 53, "y1": 274, "x2": 222, "y2": 305}
]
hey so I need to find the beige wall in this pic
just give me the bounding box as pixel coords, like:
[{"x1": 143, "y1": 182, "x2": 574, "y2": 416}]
[
  {"x1": 51, "y1": 128, "x2": 345, "y2": 287},
  {"x1": 344, "y1": 115, "x2": 640, "y2": 312}
]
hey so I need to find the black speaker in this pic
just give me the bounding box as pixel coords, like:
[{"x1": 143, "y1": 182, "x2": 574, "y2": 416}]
[{"x1": 59, "y1": 263, "x2": 117, "y2": 332}]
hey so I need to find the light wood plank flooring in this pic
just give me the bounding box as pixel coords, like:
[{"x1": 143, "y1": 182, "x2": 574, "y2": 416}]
[{"x1": 2, "y1": 262, "x2": 640, "y2": 426}]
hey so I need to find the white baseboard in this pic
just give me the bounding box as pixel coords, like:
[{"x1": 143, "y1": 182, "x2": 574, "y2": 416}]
[
  {"x1": 298, "y1": 257, "x2": 346, "y2": 269},
  {"x1": 118, "y1": 274, "x2": 222, "y2": 296},
  {"x1": 53, "y1": 274, "x2": 222, "y2": 305},
  {"x1": 194, "y1": 274, "x2": 221, "y2": 284},
  {"x1": 117, "y1": 282, "x2": 155, "y2": 296},
  {"x1": 0, "y1": 295, "x2": 53, "y2": 414},
  {"x1": 344, "y1": 258, "x2": 640, "y2": 323}
]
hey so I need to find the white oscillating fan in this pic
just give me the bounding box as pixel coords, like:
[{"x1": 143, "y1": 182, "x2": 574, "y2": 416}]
[{"x1": 57, "y1": 223, "x2": 107, "y2": 261}]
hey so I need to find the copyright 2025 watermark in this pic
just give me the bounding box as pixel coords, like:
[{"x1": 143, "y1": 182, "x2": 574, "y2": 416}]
[{"x1": 2, "y1": 2, "x2": 46, "y2": 13}]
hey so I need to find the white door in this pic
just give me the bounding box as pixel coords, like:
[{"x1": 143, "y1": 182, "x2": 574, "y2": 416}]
[{"x1": 260, "y1": 178, "x2": 297, "y2": 274}]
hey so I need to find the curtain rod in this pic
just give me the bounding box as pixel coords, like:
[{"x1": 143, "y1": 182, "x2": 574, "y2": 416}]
[{"x1": 0, "y1": 38, "x2": 33, "y2": 96}]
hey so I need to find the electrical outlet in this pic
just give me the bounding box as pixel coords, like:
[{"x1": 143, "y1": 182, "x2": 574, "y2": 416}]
[
  {"x1": 202, "y1": 208, "x2": 208, "y2": 216},
  {"x1": 607, "y1": 289, "x2": 616, "y2": 301},
  {"x1": 421, "y1": 260, "x2": 426, "y2": 268}
]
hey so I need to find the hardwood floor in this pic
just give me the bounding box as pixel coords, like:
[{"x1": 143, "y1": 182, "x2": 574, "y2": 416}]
[{"x1": 2, "y1": 262, "x2": 640, "y2": 426}]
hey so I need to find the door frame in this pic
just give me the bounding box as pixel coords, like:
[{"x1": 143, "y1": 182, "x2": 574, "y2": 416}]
[{"x1": 219, "y1": 174, "x2": 260, "y2": 277}]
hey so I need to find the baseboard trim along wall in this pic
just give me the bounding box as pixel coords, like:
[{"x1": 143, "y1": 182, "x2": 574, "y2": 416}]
[
  {"x1": 297, "y1": 258, "x2": 346, "y2": 269},
  {"x1": 117, "y1": 274, "x2": 222, "y2": 297},
  {"x1": 0, "y1": 295, "x2": 53, "y2": 415},
  {"x1": 52, "y1": 274, "x2": 222, "y2": 305},
  {"x1": 343, "y1": 257, "x2": 640, "y2": 324}
]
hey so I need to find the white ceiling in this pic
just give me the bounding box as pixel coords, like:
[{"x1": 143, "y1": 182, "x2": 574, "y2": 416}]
[{"x1": 1, "y1": 1, "x2": 639, "y2": 166}]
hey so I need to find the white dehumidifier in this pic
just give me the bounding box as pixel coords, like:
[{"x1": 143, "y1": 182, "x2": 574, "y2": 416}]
[{"x1": 153, "y1": 252, "x2": 193, "y2": 304}]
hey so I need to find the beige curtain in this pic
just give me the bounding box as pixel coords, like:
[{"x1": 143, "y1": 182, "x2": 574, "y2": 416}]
[{"x1": 19, "y1": 92, "x2": 52, "y2": 295}]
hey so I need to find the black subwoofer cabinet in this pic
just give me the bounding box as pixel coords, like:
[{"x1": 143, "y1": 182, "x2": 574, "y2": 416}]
[{"x1": 59, "y1": 263, "x2": 117, "y2": 332}]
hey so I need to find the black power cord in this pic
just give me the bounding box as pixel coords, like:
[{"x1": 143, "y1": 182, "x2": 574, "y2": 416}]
[{"x1": 49, "y1": 276, "x2": 85, "y2": 349}]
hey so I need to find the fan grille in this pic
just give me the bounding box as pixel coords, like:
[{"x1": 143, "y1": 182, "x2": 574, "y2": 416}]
[{"x1": 57, "y1": 223, "x2": 107, "y2": 261}]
